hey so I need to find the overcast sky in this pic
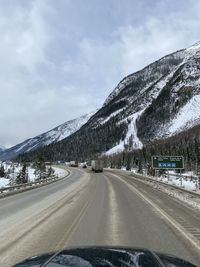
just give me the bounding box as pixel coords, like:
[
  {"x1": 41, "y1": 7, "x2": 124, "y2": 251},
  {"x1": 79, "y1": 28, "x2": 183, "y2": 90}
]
[{"x1": 0, "y1": 0, "x2": 200, "y2": 147}]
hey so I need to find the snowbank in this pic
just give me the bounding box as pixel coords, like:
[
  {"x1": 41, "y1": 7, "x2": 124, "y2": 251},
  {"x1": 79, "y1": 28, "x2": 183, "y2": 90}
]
[
  {"x1": 0, "y1": 177, "x2": 10, "y2": 188},
  {"x1": 52, "y1": 167, "x2": 68, "y2": 178},
  {"x1": 28, "y1": 167, "x2": 37, "y2": 182},
  {"x1": 134, "y1": 170, "x2": 199, "y2": 192},
  {"x1": 159, "y1": 175, "x2": 198, "y2": 191}
]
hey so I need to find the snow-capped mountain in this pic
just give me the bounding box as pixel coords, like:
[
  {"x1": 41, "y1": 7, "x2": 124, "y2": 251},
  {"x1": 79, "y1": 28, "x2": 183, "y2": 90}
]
[
  {"x1": 13, "y1": 42, "x2": 200, "y2": 161},
  {"x1": 137, "y1": 42, "x2": 200, "y2": 142},
  {"x1": 0, "y1": 112, "x2": 95, "y2": 160},
  {"x1": 0, "y1": 145, "x2": 6, "y2": 153}
]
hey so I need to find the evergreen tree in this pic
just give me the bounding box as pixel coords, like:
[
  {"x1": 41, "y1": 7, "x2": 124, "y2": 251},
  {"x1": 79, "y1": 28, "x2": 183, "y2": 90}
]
[
  {"x1": 16, "y1": 163, "x2": 28, "y2": 184},
  {"x1": 126, "y1": 152, "x2": 131, "y2": 170},
  {"x1": 34, "y1": 154, "x2": 46, "y2": 179},
  {"x1": 47, "y1": 166, "x2": 55, "y2": 176},
  {"x1": 137, "y1": 159, "x2": 143, "y2": 174},
  {"x1": 0, "y1": 164, "x2": 5, "y2": 177}
]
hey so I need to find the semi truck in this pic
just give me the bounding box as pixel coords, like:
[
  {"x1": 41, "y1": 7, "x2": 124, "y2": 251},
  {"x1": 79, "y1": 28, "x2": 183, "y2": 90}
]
[{"x1": 91, "y1": 160, "x2": 103, "y2": 172}]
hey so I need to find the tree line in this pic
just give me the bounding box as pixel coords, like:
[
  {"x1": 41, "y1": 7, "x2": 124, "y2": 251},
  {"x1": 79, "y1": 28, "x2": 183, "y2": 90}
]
[{"x1": 101, "y1": 124, "x2": 200, "y2": 174}]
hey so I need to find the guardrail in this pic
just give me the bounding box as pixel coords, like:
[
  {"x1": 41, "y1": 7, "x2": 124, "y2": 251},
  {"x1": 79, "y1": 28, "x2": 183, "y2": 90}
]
[
  {"x1": 165, "y1": 172, "x2": 198, "y2": 181},
  {"x1": 105, "y1": 168, "x2": 200, "y2": 197},
  {"x1": 132, "y1": 172, "x2": 200, "y2": 197},
  {"x1": 0, "y1": 171, "x2": 70, "y2": 198}
]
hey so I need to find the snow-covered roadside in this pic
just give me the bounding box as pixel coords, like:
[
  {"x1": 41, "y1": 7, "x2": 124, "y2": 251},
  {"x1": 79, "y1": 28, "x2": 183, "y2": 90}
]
[
  {"x1": 168, "y1": 170, "x2": 197, "y2": 177},
  {"x1": 107, "y1": 167, "x2": 200, "y2": 210},
  {"x1": 156, "y1": 174, "x2": 198, "y2": 191},
  {"x1": 131, "y1": 169, "x2": 199, "y2": 192},
  {"x1": 154, "y1": 182, "x2": 200, "y2": 211},
  {"x1": 130, "y1": 171, "x2": 200, "y2": 211},
  {"x1": 119, "y1": 170, "x2": 200, "y2": 211},
  {"x1": 1, "y1": 162, "x2": 38, "y2": 183},
  {"x1": 28, "y1": 167, "x2": 38, "y2": 182},
  {"x1": 0, "y1": 161, "x2": 69, "y2": 189},
  {"x1": 0, "y1": 161, "x2": 69, "y2": 187},
  {"x1": 52, "y1": 167, "x2": 68, "y2": 178},
  {"x1": 0, "y1": 178, "x2": 10, "y2": 188}
]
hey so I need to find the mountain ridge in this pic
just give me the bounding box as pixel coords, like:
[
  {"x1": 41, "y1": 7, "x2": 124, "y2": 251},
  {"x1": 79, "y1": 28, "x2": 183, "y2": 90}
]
[
  {"x1": 0, "y1": 145, "x2": 6, "y2": 153},
  {"x1": 11, "y1": 42, "x2": 200, "y2": 162},
  {"x1": 0, "y1": 111, "x2": 95, "y2": 160}
]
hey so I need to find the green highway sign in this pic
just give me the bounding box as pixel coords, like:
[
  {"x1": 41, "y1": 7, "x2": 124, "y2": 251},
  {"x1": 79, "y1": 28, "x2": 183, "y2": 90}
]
[{"x1": 152, "y1": 156, "x2": 184, "y2": 169}]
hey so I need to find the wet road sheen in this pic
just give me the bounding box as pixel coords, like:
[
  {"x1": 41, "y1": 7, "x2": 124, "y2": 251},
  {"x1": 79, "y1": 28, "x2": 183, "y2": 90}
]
[{"x1": 0, "y1": 166, "x2": 199, "y2": 266}]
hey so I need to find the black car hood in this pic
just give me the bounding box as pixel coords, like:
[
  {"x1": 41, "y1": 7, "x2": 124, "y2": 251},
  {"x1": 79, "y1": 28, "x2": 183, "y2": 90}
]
[{"x1": 12, "y1": 246, "x2": 198, "y2": 267}]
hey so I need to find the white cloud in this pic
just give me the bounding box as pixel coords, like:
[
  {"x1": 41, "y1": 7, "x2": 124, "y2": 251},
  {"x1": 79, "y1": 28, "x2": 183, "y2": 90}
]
[
  {"x1": 72, "y1": 3, "x2": 200, "y2": 81},
  {"x1": 63, "y1": 0, "x2": 200, "y2": 96},
  {"x1": 0, "y1": 1, "x2": 50, "y2": 76}
]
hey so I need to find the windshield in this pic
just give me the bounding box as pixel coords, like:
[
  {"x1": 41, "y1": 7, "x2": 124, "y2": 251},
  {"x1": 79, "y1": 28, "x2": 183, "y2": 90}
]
[{"x1": 0, "y1": 1, "x2": 200, "y2": 267}]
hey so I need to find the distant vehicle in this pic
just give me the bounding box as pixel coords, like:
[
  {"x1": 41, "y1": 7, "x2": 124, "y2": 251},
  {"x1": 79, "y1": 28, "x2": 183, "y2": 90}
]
[
  {"x1": 12, "y1": 247, "x2": 197, "y2": 267},
  {"x1": 70, "y1": 161, "x2": 78, "y2": 167},
  {"x1": 82, "y1": 163, "x2": 87, "y2": 168},
  {"x1": 91, "y1": 160, "x2": 103, "y2": 172},
  {"x1": 78, "y1": 162, "x2": 87, "y2": 168}
]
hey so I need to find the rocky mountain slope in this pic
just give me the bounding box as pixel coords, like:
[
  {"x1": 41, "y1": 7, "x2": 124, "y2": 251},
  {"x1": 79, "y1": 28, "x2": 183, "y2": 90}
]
[
  {"x1": 15, "y1": 42, "x2": 200, "y2": 162},
  {"x1": 0, "y1": 112, "x2": 95, "y2": 160},
  {"x1": 0, "y1": 146, "x2": 6, "y2": 153},
  {"x1": 137, "y1": 42, "x2": 200, "y2": 142}
]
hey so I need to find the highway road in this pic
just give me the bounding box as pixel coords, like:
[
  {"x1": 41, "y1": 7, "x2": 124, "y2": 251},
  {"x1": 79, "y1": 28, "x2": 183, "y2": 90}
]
[{"x1": 0, "y1": 165, "x2": 200, "y2": 266}]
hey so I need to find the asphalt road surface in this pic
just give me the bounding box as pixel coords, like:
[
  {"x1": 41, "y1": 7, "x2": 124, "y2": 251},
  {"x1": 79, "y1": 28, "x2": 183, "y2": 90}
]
[{"x1": 0, "y1": 165, "x2": 200, "y2": 267}]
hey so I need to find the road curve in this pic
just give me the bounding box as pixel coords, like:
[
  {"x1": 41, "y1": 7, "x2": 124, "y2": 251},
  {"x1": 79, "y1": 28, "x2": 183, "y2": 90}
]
[{"x1": 0, "y1": 166, "x2": 199, "y2": 266}]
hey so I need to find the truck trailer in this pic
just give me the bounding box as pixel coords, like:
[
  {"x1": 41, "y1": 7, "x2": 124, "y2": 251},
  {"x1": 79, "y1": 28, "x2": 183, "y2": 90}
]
[
  {"x1": 91, "y1": 160, "x2": 103, "y2": 172},
  {"x1": 70, "y1": 161, "x2": 78, "y2": 167}
]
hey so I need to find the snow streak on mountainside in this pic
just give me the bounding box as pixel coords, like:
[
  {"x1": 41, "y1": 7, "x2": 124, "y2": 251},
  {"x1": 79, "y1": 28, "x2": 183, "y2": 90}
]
[
  {"x1": 88, "y1": 42, "x2": 200, "y2": 155},
  {"x1": 105, "y1": 110, "x2": 144, "y2": 155},
  {"x1": 97, "y1": 49, "x2": 186, "y2": 153},
  {"x1": 0, "y1": 112, "x2": 95, "y2": 160}
]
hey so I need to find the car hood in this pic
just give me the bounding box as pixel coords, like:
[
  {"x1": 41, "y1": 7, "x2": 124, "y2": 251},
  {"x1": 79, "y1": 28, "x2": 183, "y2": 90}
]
[{"x1": 12, "y1": 246, "x2": 198, "y2": 267}]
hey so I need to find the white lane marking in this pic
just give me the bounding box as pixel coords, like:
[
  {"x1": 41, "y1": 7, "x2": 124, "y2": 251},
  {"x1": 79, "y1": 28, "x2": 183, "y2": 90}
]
[
  {"x1": 109, "y1": 172, "x2": 200, "y2": 254},
  {"x1": 103, "y1": 174, "x2": 121, "y2": 244},
  {"x1": 55, "y1": 196, "x2": 91, "y2": 250}
]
